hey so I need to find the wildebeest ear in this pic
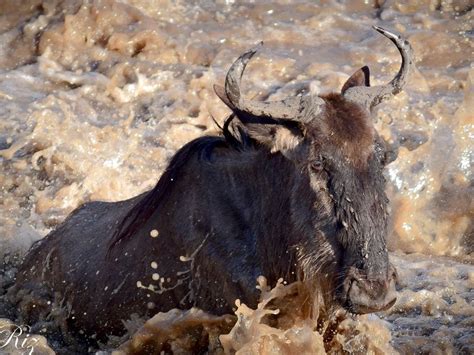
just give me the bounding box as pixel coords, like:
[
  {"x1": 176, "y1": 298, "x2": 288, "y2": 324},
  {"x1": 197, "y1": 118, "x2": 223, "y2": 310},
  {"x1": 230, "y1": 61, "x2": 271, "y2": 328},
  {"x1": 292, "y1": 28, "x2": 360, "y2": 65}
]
[
  {"x1": 215, "y1": 83, "x2": 304, "y2": 156},
  {"x1": 271, "y1": 125, "x2": 304, "y2": 155},
  {"x1": 341, "y1": 66, "x2": 370, "y2": 94},
  {"x1": 242, "y1": 120, "x2": 303, "y2": 156}
]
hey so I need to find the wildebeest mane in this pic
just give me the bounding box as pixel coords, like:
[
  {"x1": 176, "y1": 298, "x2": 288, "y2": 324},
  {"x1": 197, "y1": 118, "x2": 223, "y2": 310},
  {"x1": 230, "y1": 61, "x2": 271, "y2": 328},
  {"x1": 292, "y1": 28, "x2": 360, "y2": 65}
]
[{"x1": 108, "y1": 115, "x2": 253, "y2": 250}]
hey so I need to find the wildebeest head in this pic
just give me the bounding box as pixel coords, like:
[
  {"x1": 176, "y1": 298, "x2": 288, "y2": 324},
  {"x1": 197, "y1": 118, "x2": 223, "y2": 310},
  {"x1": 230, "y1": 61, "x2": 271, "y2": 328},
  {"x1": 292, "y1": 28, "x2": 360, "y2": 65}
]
[{"x1": 214, "y1": 26, "x2": 413, "y2": 314}]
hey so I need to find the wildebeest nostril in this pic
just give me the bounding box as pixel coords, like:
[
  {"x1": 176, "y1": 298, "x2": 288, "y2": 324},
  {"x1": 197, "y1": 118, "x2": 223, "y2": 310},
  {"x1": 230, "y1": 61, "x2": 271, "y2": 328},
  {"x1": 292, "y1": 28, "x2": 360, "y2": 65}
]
[{"x1": 344, "y1": 269, "x2": 398, "y2": 314}]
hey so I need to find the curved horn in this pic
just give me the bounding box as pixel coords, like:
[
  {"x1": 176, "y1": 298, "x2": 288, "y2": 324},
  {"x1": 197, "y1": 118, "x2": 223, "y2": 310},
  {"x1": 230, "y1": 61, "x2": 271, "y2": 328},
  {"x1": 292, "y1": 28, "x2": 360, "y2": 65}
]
[
  {"x1": 215, "y1": 44, "x2": 322, "y2": 122},
  {"x1": 344, "y1": 26, "x2": 414, "y2": 110}
]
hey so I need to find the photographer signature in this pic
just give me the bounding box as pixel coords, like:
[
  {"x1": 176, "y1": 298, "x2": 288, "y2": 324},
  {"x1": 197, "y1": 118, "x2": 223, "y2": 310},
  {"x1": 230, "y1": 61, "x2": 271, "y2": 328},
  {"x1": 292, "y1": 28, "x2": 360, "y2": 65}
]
[{"x1": 0, "y1": 324, "x2": 38, "y2": 355}]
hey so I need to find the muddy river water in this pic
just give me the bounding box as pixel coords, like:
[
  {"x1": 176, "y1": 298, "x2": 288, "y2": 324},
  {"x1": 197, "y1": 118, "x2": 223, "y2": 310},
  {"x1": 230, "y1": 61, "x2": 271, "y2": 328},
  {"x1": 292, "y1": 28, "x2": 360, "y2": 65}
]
[{"x1": 0, "y1": 0, "x2": 472, "y2": 354}]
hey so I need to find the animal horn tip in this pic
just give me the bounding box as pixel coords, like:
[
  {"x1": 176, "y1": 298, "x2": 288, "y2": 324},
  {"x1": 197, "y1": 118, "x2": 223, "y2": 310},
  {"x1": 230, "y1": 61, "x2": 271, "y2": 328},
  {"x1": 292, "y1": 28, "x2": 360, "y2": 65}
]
[
  {"x1": 372, "y1": 26, "x2": 401, "y2": 41},
  {"x1": 372, "y1": 25, "x2": 391, "y2": 35},
  {"x1": 246, "y1": 41, "x2": 264, "y2": 57}
]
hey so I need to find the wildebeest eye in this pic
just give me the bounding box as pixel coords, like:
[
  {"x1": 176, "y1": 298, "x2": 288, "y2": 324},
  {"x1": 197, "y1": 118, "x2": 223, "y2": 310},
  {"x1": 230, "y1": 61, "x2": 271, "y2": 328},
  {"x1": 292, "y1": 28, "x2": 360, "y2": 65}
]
[{"x1": 310, "y1": 159, "x2": 324, "y2": 172}]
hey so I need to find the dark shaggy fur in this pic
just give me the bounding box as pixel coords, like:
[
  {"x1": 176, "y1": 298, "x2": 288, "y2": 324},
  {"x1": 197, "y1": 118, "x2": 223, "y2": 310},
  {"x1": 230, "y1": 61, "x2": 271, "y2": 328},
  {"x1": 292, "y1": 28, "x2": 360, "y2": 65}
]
[{"x1": 8, "y1": 69, "x2": 397, "y2": 347}]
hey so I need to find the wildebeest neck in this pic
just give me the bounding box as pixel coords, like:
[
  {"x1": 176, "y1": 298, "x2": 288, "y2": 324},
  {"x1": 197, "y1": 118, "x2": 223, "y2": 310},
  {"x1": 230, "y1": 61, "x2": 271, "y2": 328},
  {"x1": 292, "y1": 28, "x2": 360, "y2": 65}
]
[
  {"x1": 108, "y1": 135, "x2": 301, "y2": 281},
  {"x1": 108, "y1": 137, "x2": 230, "y2": 250}
]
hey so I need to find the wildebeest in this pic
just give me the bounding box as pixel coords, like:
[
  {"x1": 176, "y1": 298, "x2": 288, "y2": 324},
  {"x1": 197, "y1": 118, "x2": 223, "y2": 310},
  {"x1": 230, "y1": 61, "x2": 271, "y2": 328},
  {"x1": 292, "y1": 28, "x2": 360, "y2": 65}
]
[{"x1": 9, "y1": 26, "x2": 413, "y2": 344}]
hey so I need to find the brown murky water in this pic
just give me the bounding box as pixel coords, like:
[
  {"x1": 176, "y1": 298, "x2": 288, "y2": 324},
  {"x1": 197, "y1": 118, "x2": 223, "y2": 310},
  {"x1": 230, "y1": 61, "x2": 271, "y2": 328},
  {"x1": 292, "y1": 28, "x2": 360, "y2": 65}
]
[{"x1": 0, "y1": 0, "x2": 472, "y2": 354}]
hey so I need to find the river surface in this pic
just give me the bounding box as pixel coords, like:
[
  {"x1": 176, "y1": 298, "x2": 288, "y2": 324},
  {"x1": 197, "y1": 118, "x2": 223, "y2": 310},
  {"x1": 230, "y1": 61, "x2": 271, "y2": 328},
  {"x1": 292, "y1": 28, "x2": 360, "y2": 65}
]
[{"x1": 0, "y1": 0, "x2": 472, "y2": 354}]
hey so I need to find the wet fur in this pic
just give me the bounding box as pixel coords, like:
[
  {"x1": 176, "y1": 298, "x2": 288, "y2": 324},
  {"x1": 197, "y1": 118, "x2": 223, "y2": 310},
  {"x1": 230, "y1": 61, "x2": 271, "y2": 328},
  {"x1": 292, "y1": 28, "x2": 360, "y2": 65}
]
[{"x1": 9, "y1": 72, "x2": 392, "y2": 345}]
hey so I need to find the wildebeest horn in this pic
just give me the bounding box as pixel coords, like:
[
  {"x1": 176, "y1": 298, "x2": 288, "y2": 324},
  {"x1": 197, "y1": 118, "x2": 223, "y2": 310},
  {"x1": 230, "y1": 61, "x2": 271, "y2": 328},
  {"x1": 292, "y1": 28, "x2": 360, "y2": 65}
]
[
  {"x1": 214, "y1": 43, "x2": 323, "y2": 123},
  {"x1": 343, "y1": 26, "x2": 414, "y2": 110}
]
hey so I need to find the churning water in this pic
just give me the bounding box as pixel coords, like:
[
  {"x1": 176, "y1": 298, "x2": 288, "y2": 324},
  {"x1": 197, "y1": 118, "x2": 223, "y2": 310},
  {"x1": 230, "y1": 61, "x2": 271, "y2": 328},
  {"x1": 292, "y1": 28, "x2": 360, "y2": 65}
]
[{"x1": 0, "y1": 0, "x2": 472, "y2": 354}]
